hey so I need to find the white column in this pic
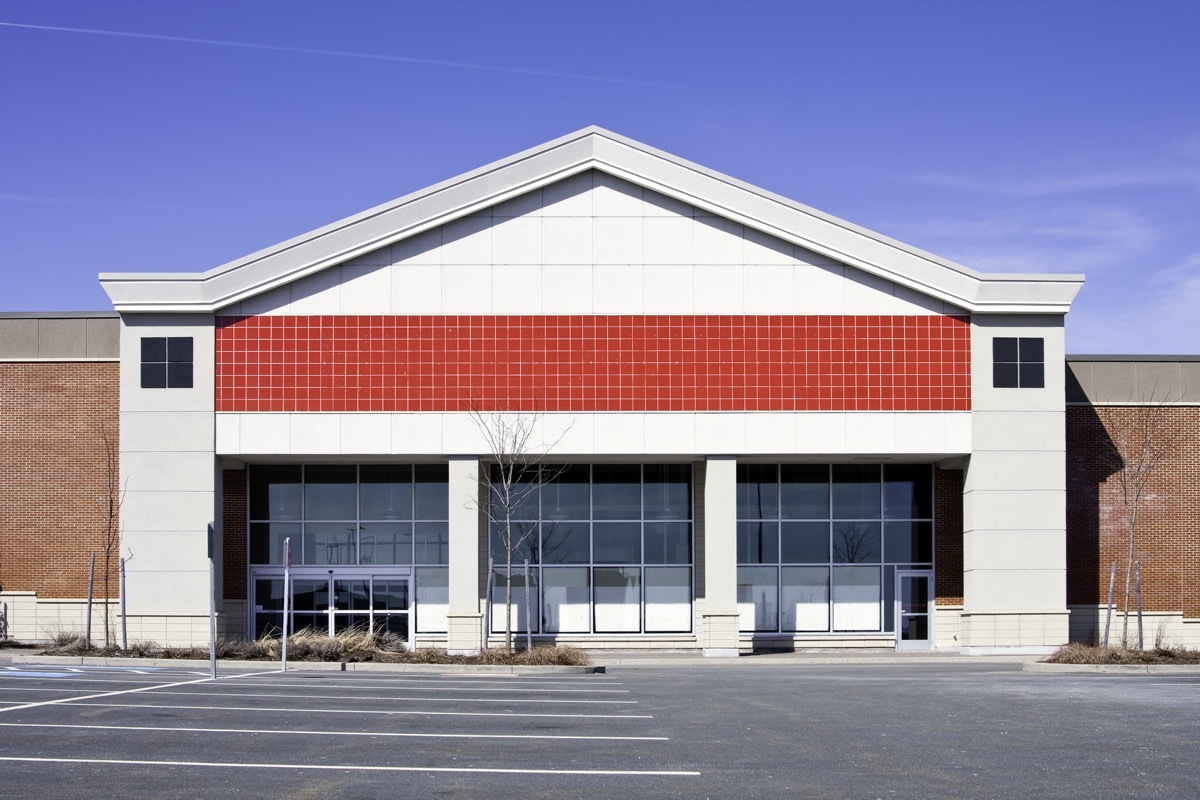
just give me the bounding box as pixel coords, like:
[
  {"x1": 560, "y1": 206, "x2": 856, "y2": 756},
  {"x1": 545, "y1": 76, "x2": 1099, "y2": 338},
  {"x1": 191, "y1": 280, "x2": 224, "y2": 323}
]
[
  {"x1": 962, "y1": 316, "x2": 1070, "y2": 653},
  {"x1": 446, "y1": 456, "x2": 483, "y2": 654},
  {"x1": 702, "y1": 456, "x2": 740, "y2": 657}
]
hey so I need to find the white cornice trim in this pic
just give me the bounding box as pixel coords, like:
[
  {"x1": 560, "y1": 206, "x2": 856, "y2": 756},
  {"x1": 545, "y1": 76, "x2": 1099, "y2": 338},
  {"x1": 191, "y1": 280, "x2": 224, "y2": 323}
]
[{"x1": 100, "y1": 126, "x2": 1084, "y2": 315}]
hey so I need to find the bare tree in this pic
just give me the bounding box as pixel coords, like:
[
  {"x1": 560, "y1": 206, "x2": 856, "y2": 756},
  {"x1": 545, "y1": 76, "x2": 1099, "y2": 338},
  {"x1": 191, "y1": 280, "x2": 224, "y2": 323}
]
[
  {"x1": 470, "y1": 410, "x2": 569, "y2": 653},
  {"x1": 98, "y1": 425, "x2": 126, "y2": 647},
  {"x1": 833, "y1": 523, "x2": 878, "y2": 564},
  {"x1": 1102, "y1": 395, "x2": 1178, "y2": 648}
]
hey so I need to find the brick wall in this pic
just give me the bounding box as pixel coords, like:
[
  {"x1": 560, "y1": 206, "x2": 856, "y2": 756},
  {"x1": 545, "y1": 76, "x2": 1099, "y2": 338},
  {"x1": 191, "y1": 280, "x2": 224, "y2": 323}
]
[
  {"x1": 1066, "y1": 405, "x2": 1200, "y2": 618},
  {"x1": 934, "y1": 468, "x2": 964, "y2": 605},
  {"x1": 0, "y1": 362, "x2": 119, "y2": 598},
  {"x1": 222, "y1": 469, "x2": 247, "y2": 602}
]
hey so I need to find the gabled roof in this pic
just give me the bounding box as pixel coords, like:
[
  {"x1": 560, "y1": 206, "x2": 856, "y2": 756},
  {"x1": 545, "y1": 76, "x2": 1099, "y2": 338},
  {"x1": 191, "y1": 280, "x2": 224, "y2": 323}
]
[{"x1": 100, "y1": 126, "x2": 1083, "y2": 314}]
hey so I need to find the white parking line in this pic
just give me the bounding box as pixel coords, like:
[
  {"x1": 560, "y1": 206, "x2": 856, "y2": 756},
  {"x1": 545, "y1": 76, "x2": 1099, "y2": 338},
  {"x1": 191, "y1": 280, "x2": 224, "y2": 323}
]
[
  {"x1": 0, "y1": 671, "x2": 278, "y2": 715},
  {"x1": 0, "y1": 686, "x2": 643, "y2": 705},
  {"x1": 218, "y1": 679, "x2": 628, "y2": 693},
  {"x1": 69, "y1": 701, "x2": 651, "y2": 719},
  {"x1": 0, "y1": 756, "x2": 699, "y2": 776},
  {"x1": 158, "y1": 689, "x2": 634, "y2": 705},
  {"x1": 0, "y1": 721, "x2": 667, "y2": 741},
  {"x1": 0, "y1": 686, "x2": 636, "y2": 704}
]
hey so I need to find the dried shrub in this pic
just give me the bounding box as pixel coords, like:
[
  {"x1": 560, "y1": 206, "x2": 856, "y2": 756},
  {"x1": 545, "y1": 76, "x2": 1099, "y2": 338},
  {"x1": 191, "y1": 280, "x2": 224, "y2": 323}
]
[
  {"x1": 1044, "y1": 642, "x2": 1200, "y2": 665},
  {"x1": 37, "y1": 628, "x2": 588, "y2": 666}
]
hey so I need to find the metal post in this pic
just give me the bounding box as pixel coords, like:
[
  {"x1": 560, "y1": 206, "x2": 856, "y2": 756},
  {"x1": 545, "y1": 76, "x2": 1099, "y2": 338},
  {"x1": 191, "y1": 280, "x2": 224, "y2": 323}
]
[
  {"x1": 86, "y1": 552, "x2": 95, "y2": 648},
  {"x1": 1103, "y1": 561, "x2": 1116, "y2": 646},
  {"x1": 208, "y1": 523, "x2": 216, "y2": 680},
  {"x1": 523, "y1": 558, "x2": 532, "y2": 652},
  {"x1": 119, "y1": 557, "x2": 128, "y2": 650},
  {"x1": 1136, "y1": 561, "x2": 1144, "y2": 653},
  {"x1": 282, "y1": 538, "x2": 291, "y2": 672},
  {"x1": 483, "y1": 555, "x2": 494, "y2": 651}
]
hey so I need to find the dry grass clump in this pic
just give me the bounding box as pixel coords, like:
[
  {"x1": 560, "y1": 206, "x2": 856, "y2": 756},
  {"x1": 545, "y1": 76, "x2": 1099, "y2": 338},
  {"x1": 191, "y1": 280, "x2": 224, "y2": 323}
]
[
  {"x1": 36, "y1": 627, "x2": 587, "y2": 666},
  {"x1": 402, "y1": 645, "x2": 590, "y2": 666},
  {"x1": 1044, "y1": 641, "x2": 1200, "y2": 665}
]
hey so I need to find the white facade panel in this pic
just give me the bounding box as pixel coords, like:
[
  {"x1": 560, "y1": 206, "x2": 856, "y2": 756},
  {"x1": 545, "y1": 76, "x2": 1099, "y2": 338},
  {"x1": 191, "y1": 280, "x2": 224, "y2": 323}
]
[
  {"x1": 340, "y1": 414, "x2": 392, "y2": 454},
  {"x1": 964, "y1": 529, "x2": 1067, "y2": 571},
  {"x1": 491, "y1": 263, "x2": 544, "y2": 313},
  {"x1": 594, "y1": 264, "x2": 645, "y2": 313},
  {"x1": 844, "y1": 414, "x2": 898, "y2": 453},
  {"x1": 441, "y1": 264, "x2": 492, "y2": 313},
  {"x1": 390, "y1": 264, "x2": 442, "y2": 313},
  {"x1": 121, "y1": 411, "x2": 214, "y2": 452},
  {"x1": 642, "y1": 264, "x2": 694, "y2": 313},
  {"x1": 592, "y1": 413, "x2": 647, "y2": 453},
  {"x1": 213, "y1": 175, "x2": 946, "y2": 319},
  {"x1": 123, "y1": 451, "x2": 215, "y2": 493},
  {"x1": 695, "y1": 414, "x2": 746, "y2": 453},
  {"x1": 795, "y1": 413, "x2": 847, "y2": 453},
  {"x1": 965, "y1": 489, "x2": 1066, "y2": 532},
  {"x1": 215, "y1": 411, "x2": 975, "y2": 459},
  {"x1": 237, "y1": 413, "x2": 291, "y2": 454},
  {"x1": 963, "y1": 569, "x2": 1065, "y2": 612},
  {"x1": 392, "y1": 412, "x2": 445, "y2": 453},
  {"x1": 340, "y1": 261, "x2": 392, "y2": 314},
  {"x1": 289, "y1": 413, "x2": 341, "y2": 454}
]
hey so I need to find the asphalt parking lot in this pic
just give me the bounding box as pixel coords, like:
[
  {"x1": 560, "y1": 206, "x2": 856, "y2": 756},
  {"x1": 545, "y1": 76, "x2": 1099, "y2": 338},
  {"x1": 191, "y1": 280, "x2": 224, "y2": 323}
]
[{"x1": 0, "y1": 662, "x2": 1197, "y2": 799}]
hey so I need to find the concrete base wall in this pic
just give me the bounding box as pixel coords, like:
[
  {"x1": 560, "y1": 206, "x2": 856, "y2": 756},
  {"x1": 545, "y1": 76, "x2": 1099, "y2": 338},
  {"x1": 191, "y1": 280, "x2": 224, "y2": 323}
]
[
  {"x1": 0, "y1": 591, "x2": 233, "y2": 647},
  {"x1": 1068, "y1": 605, "x2": 1200, "y2": 649},
  {"x1": 960, "y1": 610, "x2": 1069, "y2": 650}
]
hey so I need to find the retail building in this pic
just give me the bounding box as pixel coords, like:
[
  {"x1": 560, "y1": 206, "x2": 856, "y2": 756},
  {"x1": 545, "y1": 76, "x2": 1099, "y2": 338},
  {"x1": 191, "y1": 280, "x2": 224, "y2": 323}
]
[{"x1": 2, "y1": 129, "x2": 1196, "y2": 653}]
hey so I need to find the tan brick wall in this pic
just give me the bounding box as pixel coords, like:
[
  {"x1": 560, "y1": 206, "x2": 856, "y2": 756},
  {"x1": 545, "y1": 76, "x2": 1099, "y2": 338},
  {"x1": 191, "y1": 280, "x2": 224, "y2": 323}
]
[
  {"x1": 934, "y1": 468, "x2": 964, "y2": 606},
  {"x1": 0, "y1": 362, "x2": 119, "y2": 598},
  {"x1": 222, "y1": 469, "x2": 247, "y2": 602},
  {"x1": 1067, "y1": 405, "x2": 1200, "y2": 618}
]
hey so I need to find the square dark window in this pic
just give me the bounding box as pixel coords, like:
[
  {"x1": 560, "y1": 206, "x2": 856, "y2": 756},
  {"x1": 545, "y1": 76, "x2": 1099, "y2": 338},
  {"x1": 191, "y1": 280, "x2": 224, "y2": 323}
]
[
  {"x1": 141, "y1": 335, "x2": 194, "y2": 389},
  {"x1": 992, "y1": 336, "x2": 1044, "y2": 389},
  {"x1": 992, "y1": 337, "x2": 1019, "y2": 362},
  {"x1": 141, "y1": 337, "x2": 166, "y2": 363},
  {"x1": 1019, "y1": 338, "x2": 1044, "y2": 362},
  {"x1": 167, "y1": 337, "x2": 193, "y2": 363},
  {"x1": 1019, "y1": 362, "x2": 1045, "y2": 389},
  {"x1": 140, "y1": 362, "x2": 167, "y2": 389},
  {"x1": 167, "y1": 362, "x2": 194, "y2": 388},
  {"x1": 993, "y1": 362, "x2": 1019, "y2": 388}
]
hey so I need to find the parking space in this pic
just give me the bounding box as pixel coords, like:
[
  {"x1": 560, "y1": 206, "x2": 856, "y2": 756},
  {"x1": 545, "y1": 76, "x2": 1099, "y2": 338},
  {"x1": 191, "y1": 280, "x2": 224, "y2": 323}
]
[
  {"x1": 2, "y1": 662, "x2": 1199, "y2": 798},
  {"x1": 0, "y1": 664, "x2": 697, "y2": 798}
]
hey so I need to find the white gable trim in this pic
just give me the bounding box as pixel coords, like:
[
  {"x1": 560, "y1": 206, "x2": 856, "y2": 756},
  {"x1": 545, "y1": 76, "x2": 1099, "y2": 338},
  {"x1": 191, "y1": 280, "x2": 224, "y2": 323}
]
[{"x1": 100, "y1": 127, "x2": 1083, "y2": 314}]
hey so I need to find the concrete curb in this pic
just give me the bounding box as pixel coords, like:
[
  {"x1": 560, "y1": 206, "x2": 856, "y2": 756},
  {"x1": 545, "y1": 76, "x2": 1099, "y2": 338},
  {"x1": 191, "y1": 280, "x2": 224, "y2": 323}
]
[
  {"x1": 598, "y1": 654, "x2": 1039, "y2": 666},
  {"x1": 7, "y1": 654, "x2": 603, "y2": 675},
  {"x1": 1023, "y1": 661, "x2": 1200, "y2": 674}
]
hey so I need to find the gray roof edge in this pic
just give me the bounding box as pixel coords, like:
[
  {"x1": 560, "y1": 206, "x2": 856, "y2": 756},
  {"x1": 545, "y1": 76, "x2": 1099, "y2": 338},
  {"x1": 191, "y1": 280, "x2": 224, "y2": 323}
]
[
  {"x1": 0, "y1": 310, "x2": 119, "y2": 318},
  {"x1": 1067, "y1": 354, "x2": 1200, "y2": 362}
]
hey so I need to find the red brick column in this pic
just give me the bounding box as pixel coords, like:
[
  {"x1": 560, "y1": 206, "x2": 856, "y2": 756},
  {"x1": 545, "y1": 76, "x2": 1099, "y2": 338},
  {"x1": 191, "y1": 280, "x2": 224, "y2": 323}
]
[
  {"x1": 221, "y1": 469, "x2": 247, "y2": 602},
  {"x1": 934, "y1": 468, "x2": 964, "y2": 606}
]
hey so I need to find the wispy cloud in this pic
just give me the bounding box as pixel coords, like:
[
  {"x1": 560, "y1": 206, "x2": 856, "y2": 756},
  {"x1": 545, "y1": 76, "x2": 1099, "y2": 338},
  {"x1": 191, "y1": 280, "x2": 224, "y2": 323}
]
[
  {"x1": 881, "y1": 140, "x2": 1200, "y2": 352},
  {"x1": 0, "y1": 20, "x2": 681, "y2": 89},
  {"x1": 907, "y1": 141, "x2": 1200, "y2": 197},
  {"x1": 910, "y1": 167, "x2": 1200, "y2": 196},
  {"x1": 884, "y1": 205, "x2": 1159, "y2": 276},
  {"x1": 0, "y1": 192, "x2": 161, "y2": 208}
]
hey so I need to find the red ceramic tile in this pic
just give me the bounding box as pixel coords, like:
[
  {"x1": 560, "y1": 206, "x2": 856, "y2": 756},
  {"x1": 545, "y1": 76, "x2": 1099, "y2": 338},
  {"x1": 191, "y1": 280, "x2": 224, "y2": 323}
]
[{"x1": 214, "y1": 314, "x2": 971, "y2": 413}]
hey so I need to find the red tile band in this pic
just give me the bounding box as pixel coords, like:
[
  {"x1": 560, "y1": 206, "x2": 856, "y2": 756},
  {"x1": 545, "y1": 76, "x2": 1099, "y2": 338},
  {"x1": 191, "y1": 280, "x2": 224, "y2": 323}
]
[{"x1": 215, "y1": 315, "x2": 971, "y2": 413}]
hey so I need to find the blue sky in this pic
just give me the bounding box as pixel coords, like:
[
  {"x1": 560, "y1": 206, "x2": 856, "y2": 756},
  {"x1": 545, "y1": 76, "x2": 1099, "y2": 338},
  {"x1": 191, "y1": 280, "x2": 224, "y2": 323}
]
[{"x1": 1, "y1": 0, "x2": 1197, "y2": 354}]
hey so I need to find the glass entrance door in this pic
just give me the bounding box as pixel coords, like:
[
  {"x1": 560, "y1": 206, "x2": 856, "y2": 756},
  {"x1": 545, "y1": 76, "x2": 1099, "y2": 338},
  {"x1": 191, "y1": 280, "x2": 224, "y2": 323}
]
[
  {"x1": 895, "y1": 570, "x2": 933, "y2": 650},
  {"x1": 251, "y1": 568, "x2": 410, "y2": 643}
]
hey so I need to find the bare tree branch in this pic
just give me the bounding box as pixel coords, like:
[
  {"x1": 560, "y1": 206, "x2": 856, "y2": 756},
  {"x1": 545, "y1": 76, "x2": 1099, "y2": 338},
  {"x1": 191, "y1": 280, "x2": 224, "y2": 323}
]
[
  {"x1": 1101, "y1": 384, "x2": 1179, "y2": 649},
  {"x1": 469, "y1": 409, "x2": 572, "y2": 652}
]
